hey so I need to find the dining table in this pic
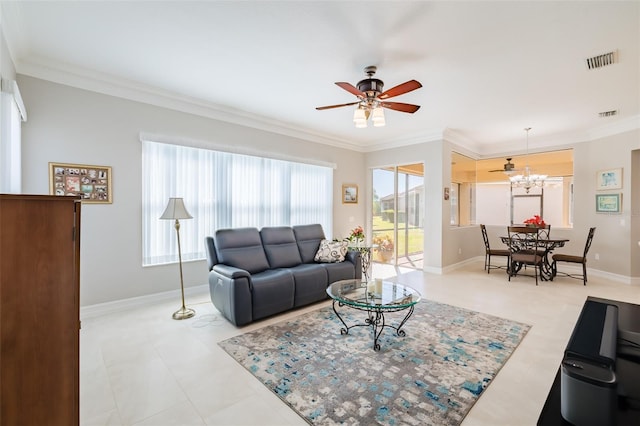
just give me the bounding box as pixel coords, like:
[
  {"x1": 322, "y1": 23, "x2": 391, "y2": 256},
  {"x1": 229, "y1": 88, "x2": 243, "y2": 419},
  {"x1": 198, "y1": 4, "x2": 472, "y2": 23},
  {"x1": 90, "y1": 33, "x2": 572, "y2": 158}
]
[{"x1": 500, "y1": 235, "x2": 569, "y2": 281}]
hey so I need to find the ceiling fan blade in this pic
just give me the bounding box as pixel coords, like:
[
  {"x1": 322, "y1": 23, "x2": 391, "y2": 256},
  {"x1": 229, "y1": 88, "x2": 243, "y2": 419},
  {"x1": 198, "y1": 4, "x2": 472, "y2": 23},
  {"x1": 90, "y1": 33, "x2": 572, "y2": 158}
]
[
  {"x1": 380, "y1": 102, "x2": 421, "y2": 113},
  {"x1": 335, "y1": 82, "x2": 365, "y2": 98},
  {"x1": 378, "y1": 80, "x2": 422, "y2": 99},
  {"x1": 315, "y1": 101, "x2": 360, "y2": 111}
]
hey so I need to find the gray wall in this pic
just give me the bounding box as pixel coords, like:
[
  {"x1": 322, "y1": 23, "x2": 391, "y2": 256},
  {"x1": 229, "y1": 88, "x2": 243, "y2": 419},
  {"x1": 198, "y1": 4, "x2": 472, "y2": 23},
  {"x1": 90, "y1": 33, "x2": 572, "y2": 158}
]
[
  {"x1": 17, "y1": 76, "x2": 367, "y2": 306},
  {"x1": 573, "y1": 129, "x2": 639, "y2": 278}
]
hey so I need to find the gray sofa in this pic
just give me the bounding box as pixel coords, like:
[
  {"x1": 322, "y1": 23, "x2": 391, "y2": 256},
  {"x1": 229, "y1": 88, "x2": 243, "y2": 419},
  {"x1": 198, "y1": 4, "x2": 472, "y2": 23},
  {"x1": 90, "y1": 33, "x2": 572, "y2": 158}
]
[{"x1": 205, "y1": 224, "x2": 362, "y2": 326}]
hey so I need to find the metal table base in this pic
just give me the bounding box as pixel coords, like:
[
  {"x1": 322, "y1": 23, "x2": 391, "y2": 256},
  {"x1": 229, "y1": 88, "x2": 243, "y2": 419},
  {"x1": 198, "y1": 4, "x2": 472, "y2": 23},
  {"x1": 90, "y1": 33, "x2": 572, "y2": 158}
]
[{"x1": 332, "y1": 299, "x2": 415, "y2": 351}]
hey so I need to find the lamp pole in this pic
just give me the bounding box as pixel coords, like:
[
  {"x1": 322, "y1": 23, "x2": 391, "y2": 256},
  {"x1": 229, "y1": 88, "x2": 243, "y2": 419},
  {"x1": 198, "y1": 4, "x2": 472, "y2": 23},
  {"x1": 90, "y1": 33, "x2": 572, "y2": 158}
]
[
  {"x1": 160, "y1": 197, "x2": 195, "y2": 320},
  {"x1": 172, "y1": 217, "x2": 194, "y2": 320}
]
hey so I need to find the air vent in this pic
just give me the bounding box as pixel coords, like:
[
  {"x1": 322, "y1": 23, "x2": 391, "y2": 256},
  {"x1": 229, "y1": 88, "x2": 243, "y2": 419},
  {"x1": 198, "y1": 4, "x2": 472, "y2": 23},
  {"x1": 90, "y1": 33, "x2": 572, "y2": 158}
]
[
  {"x1": 598, "y1": 110, "x2": 618, "y2": 118},
  {"x1": 585, "y1": 51, "x2": 617, "y2": 70}
]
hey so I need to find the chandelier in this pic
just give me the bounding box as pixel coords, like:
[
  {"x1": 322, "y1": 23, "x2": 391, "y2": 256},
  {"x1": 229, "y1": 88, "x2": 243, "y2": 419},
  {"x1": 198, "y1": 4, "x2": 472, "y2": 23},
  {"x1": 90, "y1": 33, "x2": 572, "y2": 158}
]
[{"x1": 509, "y1": 127, "x2": 547, "y2": 193}]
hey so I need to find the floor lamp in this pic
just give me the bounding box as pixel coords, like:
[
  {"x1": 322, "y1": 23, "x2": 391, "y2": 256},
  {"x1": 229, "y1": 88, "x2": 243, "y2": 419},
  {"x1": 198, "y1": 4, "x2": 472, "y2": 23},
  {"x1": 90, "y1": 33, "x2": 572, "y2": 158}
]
[{"x1": 160, "y1": 197, "x2": 195, "y2": 320}]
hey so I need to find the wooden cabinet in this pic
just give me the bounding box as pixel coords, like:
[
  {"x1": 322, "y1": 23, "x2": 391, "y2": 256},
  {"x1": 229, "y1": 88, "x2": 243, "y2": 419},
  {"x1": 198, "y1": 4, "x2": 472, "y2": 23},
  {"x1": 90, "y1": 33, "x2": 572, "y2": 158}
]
[{"x1": 0, "y1": 194, "x2": 81, "y2": 426}]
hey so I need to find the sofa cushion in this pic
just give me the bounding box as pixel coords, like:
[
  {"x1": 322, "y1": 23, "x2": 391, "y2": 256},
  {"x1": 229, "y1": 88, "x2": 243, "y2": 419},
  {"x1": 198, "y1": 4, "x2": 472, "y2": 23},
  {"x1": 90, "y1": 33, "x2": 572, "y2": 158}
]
[
  {"x1": 250, "y1": 269, "x2": 295, "y2": 320},
  {"x1": 288, "y1": 264, "x2": 329, "y2": 307},
  {"x1": 260, "y1": 226, "x2": 303, "y2": 268},
  {"x1": 314, "y1": 239, "x2": 348, "y2": 263},
  {"x1": 321, "y1": 261, "x2": 357, "y2": 283},
  {"x1": 214, "y1": 227, "x2": 270, "y2": 274},
  {"x1": 293, "y1": 224, "x2": 326, "y2": 263}
]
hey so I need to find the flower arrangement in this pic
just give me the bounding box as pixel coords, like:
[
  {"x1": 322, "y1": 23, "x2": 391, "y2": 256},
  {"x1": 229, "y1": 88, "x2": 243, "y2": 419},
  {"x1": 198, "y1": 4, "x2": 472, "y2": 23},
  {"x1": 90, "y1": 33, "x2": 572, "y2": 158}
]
[
  {"x1": 372, "y1": 234, "x2": 394, "y2": 251},
  {"x1": 523, "y1": 214, "x2": 546, "y2": 228},
  {"x1": 348, "y1": 225, "x2": 365, "y2": 241}
]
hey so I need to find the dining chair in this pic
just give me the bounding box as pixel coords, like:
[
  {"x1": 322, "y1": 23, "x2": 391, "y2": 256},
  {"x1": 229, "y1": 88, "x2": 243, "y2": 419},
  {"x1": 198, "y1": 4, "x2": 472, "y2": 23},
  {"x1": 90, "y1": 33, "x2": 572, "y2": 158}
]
[
  {"x1": 551, "y1": 227, "x2": 596, "y2": 285},
  {"x1": 507, "y1": 226, "x2": 546, "y2": 285},
  {"x1": 480, "y1": 224, "x2": 510, "y2": 274},
  {"x1": 530, "y1": 224, "x2": 551, "y2": 257},
  {"x1": 537, "y1": 224, "x2": 551, "y2": 240}
]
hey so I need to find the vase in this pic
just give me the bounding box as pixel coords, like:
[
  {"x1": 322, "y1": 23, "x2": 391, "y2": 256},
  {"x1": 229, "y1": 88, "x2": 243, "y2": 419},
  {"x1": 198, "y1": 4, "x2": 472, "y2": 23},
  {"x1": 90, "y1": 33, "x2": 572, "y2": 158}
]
[{"x1": 375, "y1": 250, "x2": 393, "y2": 263}]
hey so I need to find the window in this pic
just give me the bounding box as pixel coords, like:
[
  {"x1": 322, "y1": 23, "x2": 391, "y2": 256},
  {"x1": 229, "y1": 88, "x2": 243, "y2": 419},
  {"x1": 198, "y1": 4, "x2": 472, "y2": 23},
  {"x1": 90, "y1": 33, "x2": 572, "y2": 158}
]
[
  {"x1": 0, "y1": 79, "x2": 27, "y2": 193},
  {"x1": 372, "y1": 164, "x2": 424, "y2": 268},
  {"x1": 142, "y1": 141, "x2": 333, "y2": 266}
]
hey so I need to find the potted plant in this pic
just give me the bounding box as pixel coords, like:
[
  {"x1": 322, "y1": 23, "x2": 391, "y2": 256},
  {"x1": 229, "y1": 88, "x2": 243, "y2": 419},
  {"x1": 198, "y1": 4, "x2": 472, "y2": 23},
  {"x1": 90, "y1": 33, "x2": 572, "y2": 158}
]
[
  {"x1": 348, "y1": 225, "x2": 365, "y2": 246},
  {"x1": 372, "y1": 234, "x2": 394, "y2": 262},
  {"x1": 523, "y1": 215, "x2": 546, "y2": 228}
]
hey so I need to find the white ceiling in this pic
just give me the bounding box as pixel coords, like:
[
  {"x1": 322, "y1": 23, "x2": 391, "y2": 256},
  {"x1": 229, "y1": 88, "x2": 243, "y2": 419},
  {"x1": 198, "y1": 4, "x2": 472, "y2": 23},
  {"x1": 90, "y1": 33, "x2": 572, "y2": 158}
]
[{"x1": 2, "y1": 1, "x2": 639, "y2": 154}]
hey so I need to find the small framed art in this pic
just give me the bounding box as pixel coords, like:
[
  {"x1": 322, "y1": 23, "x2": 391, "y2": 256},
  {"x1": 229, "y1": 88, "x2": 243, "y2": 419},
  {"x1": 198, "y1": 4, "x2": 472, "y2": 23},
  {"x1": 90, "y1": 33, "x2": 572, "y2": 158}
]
[
  {"x1": 342, "y1": 184, "x2": 358, "y2": 204},
  {"x1": 596, "y1": 168, "x2": 622, "y2": 190},
  {"x1": 595, "y1": 193, "x2": 621, "y2": 213},
  {"x1": 49, "y1": 162, "x2": 113, "y2": 204}
]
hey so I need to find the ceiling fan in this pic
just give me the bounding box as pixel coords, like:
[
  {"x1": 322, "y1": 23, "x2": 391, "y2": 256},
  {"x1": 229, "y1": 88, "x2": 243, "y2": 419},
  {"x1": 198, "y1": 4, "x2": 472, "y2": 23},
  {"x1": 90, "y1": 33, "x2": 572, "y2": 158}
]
[
  {"x1": 316, "y1": 66, "x2": 422, "y2": 127},
  {"x1": 489, "y1": 158, "x2": 516, "y2": 173}
]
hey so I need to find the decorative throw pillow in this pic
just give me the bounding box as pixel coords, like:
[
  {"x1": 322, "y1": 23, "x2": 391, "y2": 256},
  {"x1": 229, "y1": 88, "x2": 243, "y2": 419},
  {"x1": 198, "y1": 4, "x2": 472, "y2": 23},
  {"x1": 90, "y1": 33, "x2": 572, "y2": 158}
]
[{"x1": 314, "y1": 239, "x2": 348, "y2": 263}]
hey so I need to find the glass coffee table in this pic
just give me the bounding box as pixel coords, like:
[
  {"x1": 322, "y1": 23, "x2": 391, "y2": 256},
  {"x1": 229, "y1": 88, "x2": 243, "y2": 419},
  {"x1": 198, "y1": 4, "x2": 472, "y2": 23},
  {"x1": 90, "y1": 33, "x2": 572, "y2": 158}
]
[{"x1": 326, "y1": 279, "x2": 422, "y2": 351}]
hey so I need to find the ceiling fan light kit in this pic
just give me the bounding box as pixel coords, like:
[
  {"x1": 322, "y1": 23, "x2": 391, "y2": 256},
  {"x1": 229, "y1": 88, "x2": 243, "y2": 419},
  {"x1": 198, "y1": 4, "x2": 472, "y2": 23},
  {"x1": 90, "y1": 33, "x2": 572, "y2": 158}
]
[
  {"x1": 372, "y1": 106, "x2": 385, "y2": 127},
  {"x1": 353, "y1": 107, "x2": 367, "y2": 128},
  {"x1": 317, "y1": 65, "x2": 422, "y2": 128},
  {"x1": 509, "y1": 127, "x2": 547, "y2": 193}
]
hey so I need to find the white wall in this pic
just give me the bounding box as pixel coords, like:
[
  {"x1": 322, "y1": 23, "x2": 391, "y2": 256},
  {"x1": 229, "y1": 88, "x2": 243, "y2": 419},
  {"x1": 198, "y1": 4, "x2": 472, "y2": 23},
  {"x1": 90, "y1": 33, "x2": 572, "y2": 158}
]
[{"x1": 17, "y1": 75, "x2": 367, "y2": 306}]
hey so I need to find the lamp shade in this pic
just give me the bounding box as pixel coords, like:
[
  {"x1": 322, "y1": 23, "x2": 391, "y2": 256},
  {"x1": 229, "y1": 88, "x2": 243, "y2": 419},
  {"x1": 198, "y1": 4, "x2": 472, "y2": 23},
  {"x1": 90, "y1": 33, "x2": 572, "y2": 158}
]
[
  {"x1": 372, "y1": 107, "x2": 385, "y2": 127},
  {"x1": 160, "y1": 198, "x2": 193, "y2": 220}
]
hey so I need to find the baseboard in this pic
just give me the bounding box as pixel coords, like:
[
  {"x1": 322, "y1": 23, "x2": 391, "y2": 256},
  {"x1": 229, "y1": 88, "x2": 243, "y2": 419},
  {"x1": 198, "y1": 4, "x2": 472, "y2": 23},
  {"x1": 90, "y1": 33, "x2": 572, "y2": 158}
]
[
  {"x1": 444, "y1": 257, "x2": 637, "y2": 284},
  {"x1": 80, "y1": 284, "x2": 210, "y2": 320},
  {"x1": 566, "y1": 266, "x2": 634, "y2": 285},
  {"x1": 424, "y1": 257, "x2": 481, "y2": 275}
]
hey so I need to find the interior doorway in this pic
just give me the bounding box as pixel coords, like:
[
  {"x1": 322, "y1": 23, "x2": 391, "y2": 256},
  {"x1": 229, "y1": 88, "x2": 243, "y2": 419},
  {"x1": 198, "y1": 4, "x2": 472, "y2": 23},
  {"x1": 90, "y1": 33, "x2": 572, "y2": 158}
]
[{"x1": 371, "y1": 163, "x2": 424, "y2": 269}]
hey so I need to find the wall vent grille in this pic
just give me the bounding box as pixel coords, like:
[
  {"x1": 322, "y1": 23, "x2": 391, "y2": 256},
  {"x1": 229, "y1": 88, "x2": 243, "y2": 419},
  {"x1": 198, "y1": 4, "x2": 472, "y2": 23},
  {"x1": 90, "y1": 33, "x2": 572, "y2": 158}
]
[
  {"x1": 585, "y1": 51, "x2": 617, "y2": 70},
  {"x1": 598, "y1": 110, "x2": 618, "y2": 118}
]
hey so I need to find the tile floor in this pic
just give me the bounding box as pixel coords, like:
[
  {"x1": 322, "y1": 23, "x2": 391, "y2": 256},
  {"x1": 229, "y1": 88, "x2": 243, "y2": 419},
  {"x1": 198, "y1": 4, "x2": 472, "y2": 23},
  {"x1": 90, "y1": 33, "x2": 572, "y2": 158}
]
[{"x1": 80, "y1": 261, "x2": 640, "y2": 425}]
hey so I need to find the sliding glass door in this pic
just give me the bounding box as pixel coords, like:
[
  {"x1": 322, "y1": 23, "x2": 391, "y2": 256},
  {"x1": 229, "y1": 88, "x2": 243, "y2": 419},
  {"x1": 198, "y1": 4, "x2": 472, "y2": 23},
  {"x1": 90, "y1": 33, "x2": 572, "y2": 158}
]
[{"x1": 372, "y1": 164, "x2": 424, "y2": 268}]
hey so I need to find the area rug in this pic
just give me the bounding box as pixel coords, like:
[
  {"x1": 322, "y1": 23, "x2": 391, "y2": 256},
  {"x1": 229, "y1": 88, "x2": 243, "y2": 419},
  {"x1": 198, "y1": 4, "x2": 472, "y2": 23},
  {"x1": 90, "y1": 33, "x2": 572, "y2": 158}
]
[{"x1": 219, "y1": 299, "x2": 530, "y2": 425}]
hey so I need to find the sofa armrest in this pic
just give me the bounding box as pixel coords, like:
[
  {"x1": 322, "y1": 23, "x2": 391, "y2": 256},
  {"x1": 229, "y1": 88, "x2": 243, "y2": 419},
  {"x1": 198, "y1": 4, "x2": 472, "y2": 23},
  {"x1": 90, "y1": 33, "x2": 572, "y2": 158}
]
[
  {"x1": 213, "y1": 264, "x2": 251, "y2": 280},
  {"x1": 209, "y1": 265, "x2": 253, "y2": 326},
  {"x1": 345, "y1": 250, "x2": 363, "y2": 280}
]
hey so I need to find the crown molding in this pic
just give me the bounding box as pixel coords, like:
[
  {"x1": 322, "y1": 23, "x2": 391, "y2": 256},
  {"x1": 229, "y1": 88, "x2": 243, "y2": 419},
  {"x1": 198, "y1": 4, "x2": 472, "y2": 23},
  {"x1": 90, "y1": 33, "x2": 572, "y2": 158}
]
[
  {"x1": 16, "y1": 56, "x2": 454, "y2": 154},
  {"x1": 446, "y1": 115, "x2": 640, "y2": 158},
  {"x1": 362, "y1": 129, "x2": 445, "y2": 153},
  {"x1": 15, "y1": 56, "x2": 373, "y2": 152},
  {"x1": 442, "y1": 128, "x2": 483, "y2": 153},
  {"x1": 13, "y1": 56, "x2": 640, "y2": 156},
  {"x1": 585, "y1": 115, "x2": 640, "y2": 141}
]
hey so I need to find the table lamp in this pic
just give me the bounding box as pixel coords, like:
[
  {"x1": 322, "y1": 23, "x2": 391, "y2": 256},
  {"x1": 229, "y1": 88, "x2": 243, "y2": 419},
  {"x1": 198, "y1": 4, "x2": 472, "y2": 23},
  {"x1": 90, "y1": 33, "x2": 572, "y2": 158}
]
[{"x1": 160, "y1": 197, "x2": 195, "y2": 320}]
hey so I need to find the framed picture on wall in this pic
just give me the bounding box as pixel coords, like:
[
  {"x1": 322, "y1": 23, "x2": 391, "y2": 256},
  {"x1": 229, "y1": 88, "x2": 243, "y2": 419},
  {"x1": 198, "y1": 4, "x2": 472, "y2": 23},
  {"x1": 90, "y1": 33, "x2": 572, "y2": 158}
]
[
  {"x1": 342, "y1": 184, "x2": 358, "y2": 204},
  {"x1": 595, "y1": 193, "x2": 621, "y2": 213},
  {"x1": 596, "y1": 168, "x2": 622, "y2": 190},
  {"x1": 49, "y1": 162, "x2": 113, "y2": 204}
]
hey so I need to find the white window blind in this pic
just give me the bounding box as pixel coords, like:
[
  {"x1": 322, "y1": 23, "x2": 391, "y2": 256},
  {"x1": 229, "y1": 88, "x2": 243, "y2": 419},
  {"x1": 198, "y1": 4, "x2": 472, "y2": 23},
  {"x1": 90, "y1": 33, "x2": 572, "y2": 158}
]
[
  {"x1": 0, "y1": 79, "x2": 26, "y2": 193},
  {"x1": 142, "y1": 140, "x2": 333, "y2": 266}
]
